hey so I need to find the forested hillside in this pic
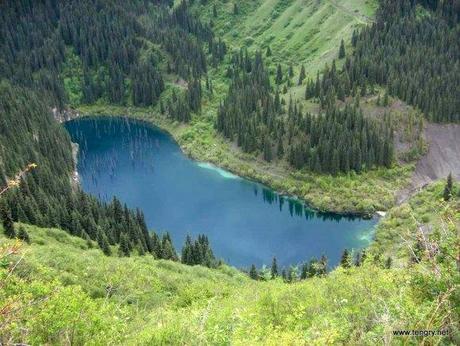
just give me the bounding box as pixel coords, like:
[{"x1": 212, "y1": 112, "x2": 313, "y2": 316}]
[
  {"x1": 0, "y1": 81, "x2": 188, "y2": 258},
  {"x1": 304, "y1": 0, "x2": 460, "y2": 122},
  {"x1": 0, "y1": 0, "x2": 457, "y2": 237},
  {"x1": 1, "y1": 0, "x2": 457, "y2": 183},
  {"x1": 216, "y1": 49, "x2": 394, "y2": 174},
  {"x1": 0, "y1": 0, "x2": 221, "y2": 254},
  {"x1": 0, "y1": 0, "x2": 218, "y2": 109},
  {"x1": 1, "y1": 0, "x2": 459, "y2": 343}
]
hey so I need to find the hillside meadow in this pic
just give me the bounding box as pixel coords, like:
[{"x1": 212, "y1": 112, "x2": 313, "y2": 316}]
[{"x1": 1, "y1": 181, "x2": 458, "y2": 344}]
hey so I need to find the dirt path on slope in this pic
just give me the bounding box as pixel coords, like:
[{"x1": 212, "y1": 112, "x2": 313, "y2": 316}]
[{"x1": 397, "y1": 123, "x2": 460, "y2": 203}]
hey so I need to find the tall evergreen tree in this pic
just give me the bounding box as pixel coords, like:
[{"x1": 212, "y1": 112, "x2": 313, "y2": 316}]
[
  {"x1": 275, "y1": 64, "x2": 283, "y2": 84},
  {"x1": 338, "y1": 39, "x2": 345, "y2": 59},
  {"x1": 97, "y1": 228, "x2": 112, "y2": 256},
  {"x1": 233, "y1": 3, "x2": 239, "y2": 15},
  {"x1": 288, "y1": 64, "x2": 294, "y2": 78},
  {"x1": 271, "y1": 256, "x2": 278, "y2": 278},
  {"x1": 1, "y1": 203, "x2": 15, "y2": 238},
  {"x1": 340, "y1": 249, "x2": 351, "y2": 268},
  {"x1": 385, "y1": 256, "x2": 392, "y2": 269},
  {"x1": 181, "y1": 235, "x2": 193, "y2": 265},
  {"x1": 17, "y1": 225, "x2": 30, "y2": 244},
  {"x1": 443, "y1": 173, "x2": 454, "y2": 201},
  {"x1": 119, "y1": 234, "x2": 131, "y2": 257},
  {"x1": 161, "y1": 233, "x2": 178, "y2": 261},
  {"x1": 298, "y1": 65, "x2": 306, "y2": 85},
  {"x1": 249, "y1": 264, "x2": 258, "y2": 280},
  {"x1": 266, "y1": 46, "x2": 272, "y2": 57}
]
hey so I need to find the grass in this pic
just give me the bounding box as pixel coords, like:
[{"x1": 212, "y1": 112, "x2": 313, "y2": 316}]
[
  {"x1": 370, "y1": 181, "x2": 460, "y2": 265},
  {"x1": 195, "y1": 0, "x2": 377, "y2": 77},
  {"x1": 1, "y1": 182, "x2": 458, "y2": 344}
]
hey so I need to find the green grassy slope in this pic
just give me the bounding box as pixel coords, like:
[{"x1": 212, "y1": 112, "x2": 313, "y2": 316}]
[
  {"x1": 196, "y1": 0, "x2": 377, "y2": 76},
  {"x1": 1, "y1": 181, "x2": 458, "y2": 344}
]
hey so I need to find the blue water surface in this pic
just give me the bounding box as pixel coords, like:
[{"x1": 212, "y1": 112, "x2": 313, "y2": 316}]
[{"x1": 65, "y1": 117, "x2": 376, "y2": 268}]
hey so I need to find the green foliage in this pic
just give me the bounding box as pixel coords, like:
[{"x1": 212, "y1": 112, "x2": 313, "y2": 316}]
[
  {"x1": 340, "y1": 249, "x2": 351, "y2": 268},
  {"x1": 444, "y1": 173, "x2": 454, "y2": 201},
  {"x1": 270, "y1": 256, "x2": 278, "y2": 278},
  {"x1": 249, "y1": 264, "x2": 258, "y2": 280},
  {"x1": 0, "y1": 202, "x2": 15, "y2": 238},
  {"x1": 0, "y1": 0, "x2": 221, "y2": 108},
  {"x1": 181, "y1": 234, "x2": 216, "y2": 267},
  {"x1": 1, "y1": 1, "x2": 458, "y2": 341},
  {"x1": 2, "y1": 185, "x2": 457, "y2": 345},
  {"x1": 305, "y1": 0, "x2": 460, "y2": 122},
  {"x1": 17, "y1": 225, "x2": 30, "y2": 244},
  {"x1": 217, "y1": 50, "x2": 394, "y2": 175},
  {"x1": 371, "y1": 181, "x2": 459, "y2": 265},
  {"x1": 338, "y1": 38, "x2": 346, "y2": 59},
  {"x1": 196, "y1": 0, "x2": 376, "y2": 78}
]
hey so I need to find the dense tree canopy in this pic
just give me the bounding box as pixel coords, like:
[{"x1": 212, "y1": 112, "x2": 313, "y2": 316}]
[
  {"x1": 0, "y1": 0, "x2": 224, "y2": 110},
  {"x1": 217, "y1": 50, "x2": 394, "y2": 174},
  {"x1": 305, "y1": 0, "x2": 460, "y2": 122}
]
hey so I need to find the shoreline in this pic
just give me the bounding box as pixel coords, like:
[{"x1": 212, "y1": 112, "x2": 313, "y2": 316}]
[{"x1": 62, "y1": 109, "x2": 395, "y2": 219}]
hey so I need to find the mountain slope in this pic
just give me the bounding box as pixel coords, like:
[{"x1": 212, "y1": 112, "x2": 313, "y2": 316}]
[
  {"x1": 1, "y1": 181, "x2": 458, "y2": 344},
  {"x1": 195, "y1": 0, "x2": 377, "y2": 76}
]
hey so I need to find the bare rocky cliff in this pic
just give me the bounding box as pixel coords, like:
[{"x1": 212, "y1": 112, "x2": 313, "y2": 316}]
[{"x1": 397, "y1": 123, "x2": 460, "y2": 203}]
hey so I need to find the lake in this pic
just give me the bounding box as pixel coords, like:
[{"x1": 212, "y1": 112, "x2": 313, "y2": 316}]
[{"x1": 65, "y1": 116, "x2": 377, "y2": 268}]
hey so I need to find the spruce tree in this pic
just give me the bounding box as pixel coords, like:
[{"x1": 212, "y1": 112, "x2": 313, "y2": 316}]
[
  {"x1": 319, "y1": 255, "x2": 328, "y2": 275},
  {"x1": 385, "y1": 256, "x2": 392, "y2": 269},
  {"x1": 277, "y1": 138, "x2": 284, "y2": 159},
  {"x1": 161, "y1": 233, "x2": 178, "y2": 261},
  {"x1": 263, "y1": 139, "x2": 273, "y2": 162},
  {"x1": 443, "y1": 173, "x2": 453, "y2": 201},
  {"x1": 271, "y1": 256, "x2": 278, "y2": 278},
  {"x1": 151, "y1": 232, "x2": 162, "y2": 258},
  {"x1": 119, "y1": 234, "x2": 131, "y2": 257},
  {"x1": 300, "y1": 262, "x2": 309, "y2": 280},
  {"x1": 233, "y1": 3, "x2": 239, "y2": 15},
  {"x1": 249, "y1": 264, "x2": 258, "y2": 280},
  {"x1": 275, "y1": 64, "x2": 283, "y2": 84},
  {"x1": 298, "y1": 65, "x2": 306, "y2": 85},
  {"x1": 1, "y1": 203, "x2": 15, "y2": 238},
  {"x1": 266, "y1": 46, "x2": 272, "y2": 57},
  {"x1": 354, "y1": 251, "x2": 362, "y2": 266},
  {"x1": 18, "y1": 225, "x2": 30, "y2": 244},
  {"x1": 97, "y1": 228, "x2": 112, "y2": 256},
  {"x1": 340, "y1": 249, "x2": 351, "y2": 268},
  {"x1": 181, "y1": 235, "x2": 193, "y2": 265},
  {"x1": 338, "y1": 39, "x2": 345, "y2": 59}
]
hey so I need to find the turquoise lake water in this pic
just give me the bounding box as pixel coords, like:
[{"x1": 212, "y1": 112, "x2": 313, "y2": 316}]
[{"x1": 65, "y1": 117, "x2": 377, "y2": 268}]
